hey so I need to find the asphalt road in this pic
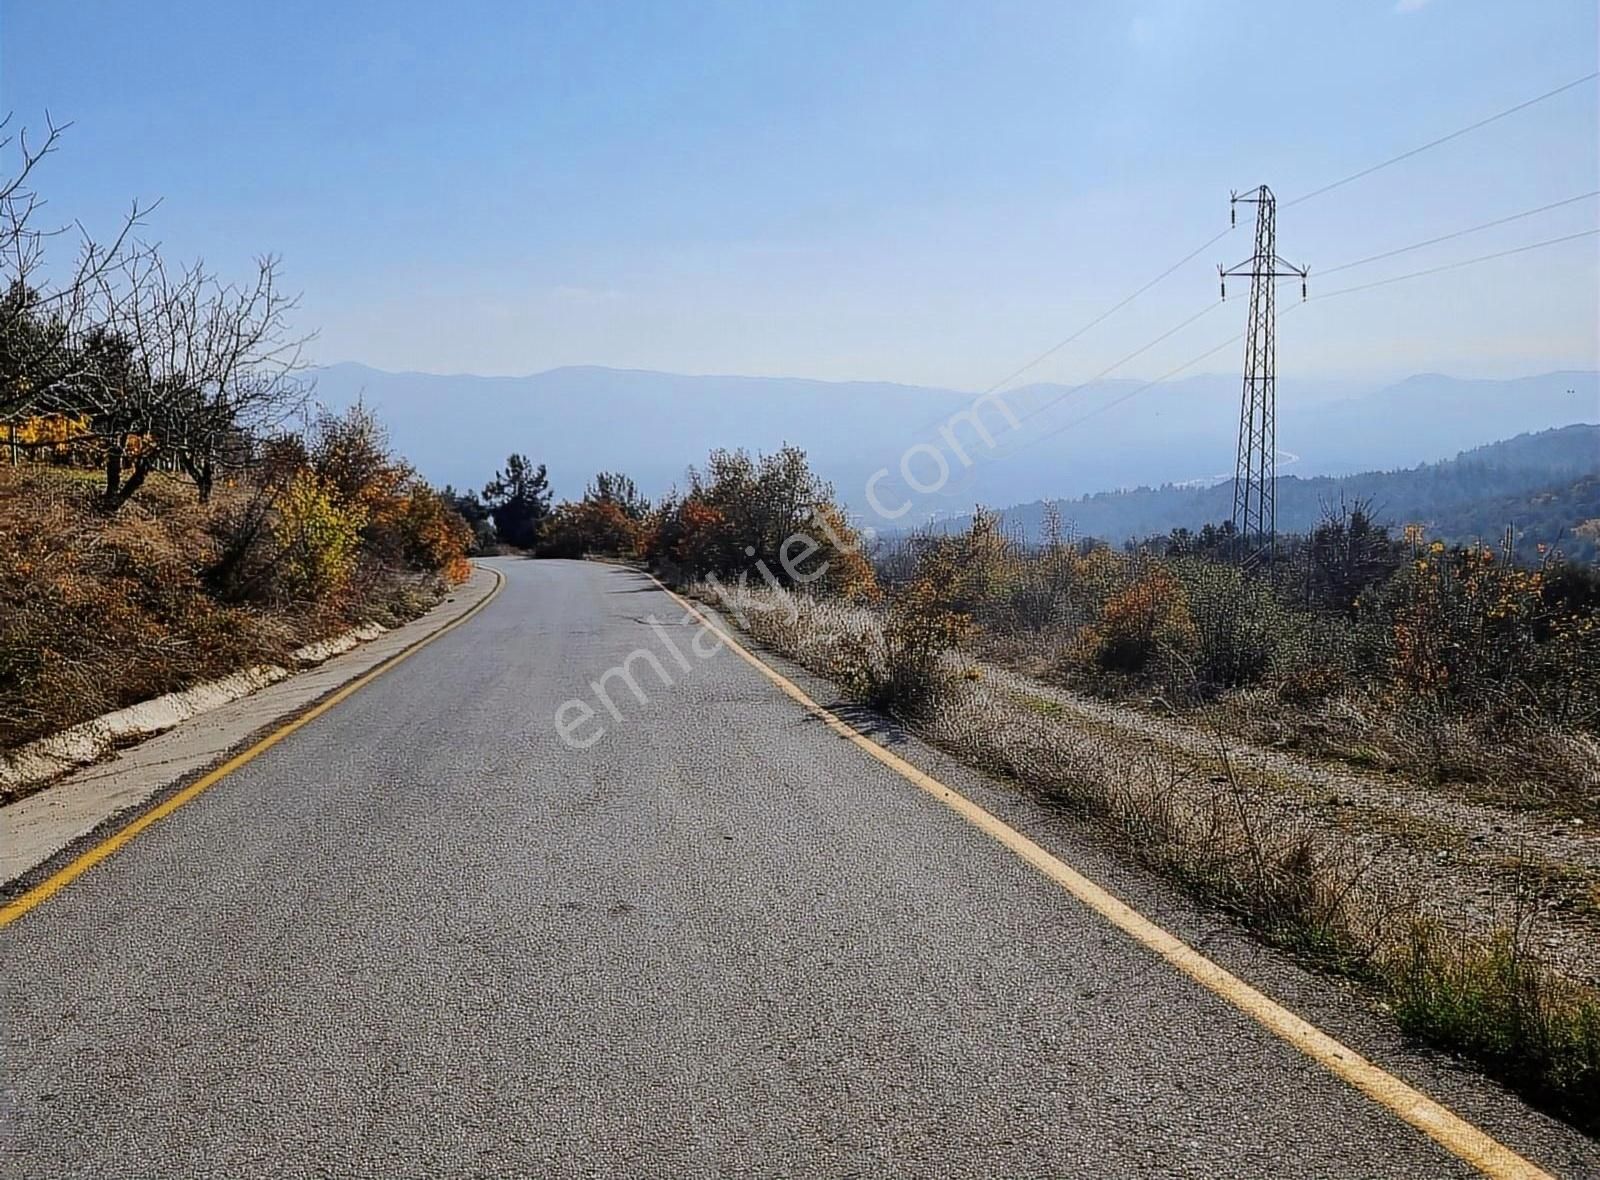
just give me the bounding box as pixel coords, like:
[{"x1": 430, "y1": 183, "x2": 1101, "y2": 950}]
[{"x1": 3, "y1": 558, "x2": 1594, "y2": 1177}]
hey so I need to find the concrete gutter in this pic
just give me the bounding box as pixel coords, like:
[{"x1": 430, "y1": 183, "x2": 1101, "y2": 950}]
[
  {"x1": 0, "y1": 623, "x2": 393, "y2": 799},
  {"x1": 0, "y1": 564, "x2": 501, "y2": 884}
]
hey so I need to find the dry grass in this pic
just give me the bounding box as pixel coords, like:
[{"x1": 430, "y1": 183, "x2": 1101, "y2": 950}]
[
  {"x1": 697, "y1": 577, "x2": 1600, "y2": 1133},
  {"x1": 1216, "y1": 688, "x2": 1600, "y2": 817},
  {"x1": 980, "y1": 614, "x2": 1600, "y2": 818},
  {"x1": 0, "y1": 465, "x2": 447, "y2": 749}
]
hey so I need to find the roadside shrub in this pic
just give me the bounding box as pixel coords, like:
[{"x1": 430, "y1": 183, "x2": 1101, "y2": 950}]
[
  {"x1": 392, "y1": 484, "x2": 474, "y2": 582},
  {"x1": 440, "y1": 486, "x2": 498, "y2": 554},
  {"x1": 1, "y1": 403, "x2": 472, "y2": 761},
  {"x1": 915, "y1": 509, "x2": 1021, "y2": 621},
  {"x1": 1271, "y1": 612, "x2": 1358, "y2": 705},
  {"x1": 540, "y1": 497, "x2": 640, "y2": 559},
  {"x1": 1173, "y1": 559, "x2": 1312, "y2": 693},
  {"x1": 307, "y1": 402, "x2": 407, "y2": 518},
  {"x1": 202, "y1": 481, "x2": 286, "y2": 605},
  {"x1": 274, "y1": 471, "x2": 365, "y2": 599},
  {"x1": 1368, "y1": 542, "x2": 1600, "y2": 730},
  {"x1": 810, "y1": 502, "x2": 881, "y2": 602},
  {"x1": 1075, "y1": 563, "x2": 1195, "y2": 677},
  {"x1": 837, "y1": 578, "x2": 973, "y2": 717},
  {"x1": 0, "y1": 467, "x2": 293, "y2": 751},
  {"x1": 645, "y1": 445, "x2": 878, "y2": 601}
]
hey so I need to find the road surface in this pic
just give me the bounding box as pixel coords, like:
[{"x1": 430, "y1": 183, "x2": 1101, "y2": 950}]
[{"x1": 3, "y1": 558, "x2": 1594, "y2": 1177}]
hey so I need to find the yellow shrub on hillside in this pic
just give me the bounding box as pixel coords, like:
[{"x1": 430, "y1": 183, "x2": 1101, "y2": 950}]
[
  {"x1": 274, "y1": 472, "x2": 367, "y2": 599},
  {"x1": 1, "y1": 413, "x2": 94, "y2": 459}
]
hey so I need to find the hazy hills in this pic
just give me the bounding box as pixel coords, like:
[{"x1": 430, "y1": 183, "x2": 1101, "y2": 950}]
[
  {"x1": 309, "y1": 362, "x2": 1598, "y2": 524},
  {"x1": 920, "y1": 425, "x2": 1600, "y2": 563}
]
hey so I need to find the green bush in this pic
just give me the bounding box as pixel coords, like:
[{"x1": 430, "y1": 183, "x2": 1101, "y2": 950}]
[{"x1": 1172, "y1": 559, "x2": 1316, "y2": 692}]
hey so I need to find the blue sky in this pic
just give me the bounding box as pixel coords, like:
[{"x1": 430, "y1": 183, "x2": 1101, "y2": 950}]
[{"x1": 2, "y1": 1, "x2": 1596, "y2": 389}]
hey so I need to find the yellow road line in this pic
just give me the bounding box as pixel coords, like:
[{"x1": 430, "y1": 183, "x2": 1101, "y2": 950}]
[
  {"x1": 0, "y1": 567, "x2": 505, "y2": 929},
  {"x1": 656, "y1": 578, "x2": 1550, "y2": 1180}
]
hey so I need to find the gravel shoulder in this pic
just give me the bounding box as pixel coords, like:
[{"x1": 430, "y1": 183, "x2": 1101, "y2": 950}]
[{"x1": 984, "y1": 666, "x2": 1600, "y2": 985}]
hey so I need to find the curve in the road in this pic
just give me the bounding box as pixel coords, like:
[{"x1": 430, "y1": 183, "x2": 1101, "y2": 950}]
[{"x1": 1, "y1": 558, "x2": 1583, "y2": 1177}]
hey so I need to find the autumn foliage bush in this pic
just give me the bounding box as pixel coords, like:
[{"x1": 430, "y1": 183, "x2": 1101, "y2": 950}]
[
  {"x1": 1075, "y1": 563, "x2": 1196, "y2": 678},
  {"x1": 540, "y1": 497, "x2": 640, "y2": 559},
  {"x1": 644, "y1": 445, "x2": 878, "y2": 602},
  {"x1": 863, "y1": 509, "x2": 1600, "y2": 810},
  {"x1": 835, "y1": 577, "x2": 974, "y2": 717},
  {"x1": 1372, "y1": 541, "x2": 1600, "y2": 727},
  {"x1": 394, "y1": 484, "x2": 475, "y2": 583},
  {"x1": 0, "y1": 412, "x2": 94, "y2": 460}
]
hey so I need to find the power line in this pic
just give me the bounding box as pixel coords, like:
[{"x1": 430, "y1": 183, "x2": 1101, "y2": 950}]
[
  {"x1": 1312, "y1": 228, "x2": 1600, "y2": 300},
  {"x1": 1010, "y1": 330, "x2": 1246, "y2": 457},
  {"x1": 1284, "y1": 71, "x2": 1598, "y2": 208},
  {"x1": 885, "y1": 224, "x2": 1237, "y2": 455},
  {"x1": 944, "y1": 73, "x2": 1593, "y2": 411},
  {"x1": 1006, "y1": 301, "x2": 1225, "y2": 430},
  {"x1": 1317, "y1": 191, "x2": 1600, "y2": 276},
  {"x1": 1009, "y1": 227, "x2": 1598, "y2": 458},
  {"x1": 903, "y1": 71, "x2": 1593, "y2": 454},
  {"x1": 979, "y1": 226, "x2": 1235, "y2": 396}
]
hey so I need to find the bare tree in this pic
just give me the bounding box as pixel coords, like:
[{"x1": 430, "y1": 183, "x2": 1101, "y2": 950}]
[
  {"x1": 65, "y1": 250, "x2": 313, "y2": 506},
  {"x1": 163, "y1": 255, "x2": 313, "y2": 501},
  {"x1": 2, "y1": 112, "x2": 72, "y2": 461},
  {"x1": 1, "y1": 155, "x2": 301, "y2": 501},
  {"x1": 0, "y1": 111, "x2": 66, "y2": 281},
  {"x1": 59, "y1": 250, "x2": 176, "y2": 506},
  {"x1": 2, "y1": 112, "x2": 310, "y2": 503},
  {"x1": 1, "y1": 111, "x2": 153, "y2": 464}
]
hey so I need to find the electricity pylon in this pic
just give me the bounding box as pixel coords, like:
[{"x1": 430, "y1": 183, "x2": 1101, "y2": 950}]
[{"x1": 1219, "y1": 185, "x2": 1307, "y2": 566}]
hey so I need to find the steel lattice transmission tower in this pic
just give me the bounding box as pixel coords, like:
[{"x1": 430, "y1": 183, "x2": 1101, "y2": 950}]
[{"x1": 1219, "y1": 185, "x2": 1307, "y2": 565}]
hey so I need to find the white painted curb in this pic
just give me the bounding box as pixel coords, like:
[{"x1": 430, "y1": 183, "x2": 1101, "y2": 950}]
[{"x1": 0, "y1": 622, "x2": 390, "y2": 796}]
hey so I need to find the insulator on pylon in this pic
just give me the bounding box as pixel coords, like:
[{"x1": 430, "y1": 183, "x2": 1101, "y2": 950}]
[{"x1": 1301, "y1": 279, "x2": 1307, "y2": 300}]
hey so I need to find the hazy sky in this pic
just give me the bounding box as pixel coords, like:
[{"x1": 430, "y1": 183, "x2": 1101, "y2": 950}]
[{"x1": 3, "y1": 1, "x2": 1596, "y2": 390}]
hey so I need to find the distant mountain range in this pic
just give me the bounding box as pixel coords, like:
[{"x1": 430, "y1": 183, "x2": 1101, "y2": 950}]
[
  {"x1": 915, "y1": 425, "x2": 1600, "y2": 563},
  {"x1": 308, "y1": 362, "x2": 1598, "y2": 527}
]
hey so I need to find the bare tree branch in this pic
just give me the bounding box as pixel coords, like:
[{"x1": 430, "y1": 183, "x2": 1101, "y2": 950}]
[{"x1": 2, "y1": 113, "x2": 313, "y2": 504}]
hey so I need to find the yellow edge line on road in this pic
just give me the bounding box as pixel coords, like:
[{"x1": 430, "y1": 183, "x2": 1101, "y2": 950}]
[
  {"x1": 0, "y1": 566, "x2": 505, "y2": 929},
  {"x1": 654, "y1": 578, "x2": 1549, "y2": 1180}
]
